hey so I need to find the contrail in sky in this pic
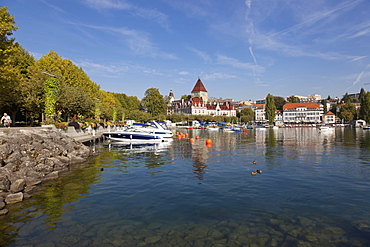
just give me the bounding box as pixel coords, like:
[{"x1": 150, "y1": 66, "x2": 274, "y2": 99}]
[
  {"x1": 346, "y1": 71, "x2": 364, "y2": 91},
  {"x1": 270, "y1": 0, "x2": 363, "y2": 38},
  {"x1": 245, "y1": 0, "x2": 260, "y2": 83},
  {"x1": 249, "y1": 46, "x2": 257, "y2": 65}
]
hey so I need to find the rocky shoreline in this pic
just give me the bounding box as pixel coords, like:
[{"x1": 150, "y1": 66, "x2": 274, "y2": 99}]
[{"x1": 0, "y1": 129, "x2": 97, "y2": 216}]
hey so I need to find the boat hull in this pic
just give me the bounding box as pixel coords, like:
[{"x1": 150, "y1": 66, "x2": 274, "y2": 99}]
[{"x1": 103, "y1": 132, "x2": 165, "y2": 143}]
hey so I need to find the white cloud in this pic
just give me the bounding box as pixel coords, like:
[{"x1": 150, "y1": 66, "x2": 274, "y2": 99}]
[
  {"x1": 188, "y1": 47, "x2": 212, "y2": 63},
  {"x1": 72, "y1": 23, "x2": 177, "y2": 59},
  {"x1": 351, "y1": 56, "x2": 367, "y2": 62},
  {"x1": 143, "y1": 69, "x2": 163, "y2": 76},
  {"x1": 84, "y1": 0, "x2": 170, "y2": 30},
  {"x1": 179, "y1": 71, "x2": 189, "y2": 75},
  {"x1": 216, "y1": 54, "x2": 264, "y2": 73},
  {"x1": 78, "y1": 61, "x2": 129, "y2": 75},
  {"x1": 203, "y1": 72, "x2": 237, "y2": 80}
]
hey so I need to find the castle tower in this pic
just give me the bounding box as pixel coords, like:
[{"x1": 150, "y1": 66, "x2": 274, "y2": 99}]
[
  {"x1": 168, "y1": 89, "x2": 175, "y2": 103},
  {"x1": 191, "y1": 78, "x2": 208, "y2": 103}
]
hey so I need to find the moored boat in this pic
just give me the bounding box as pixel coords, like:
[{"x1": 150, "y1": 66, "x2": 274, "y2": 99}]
[
  {"x1": 103, "y1": 129, "x2": 166, "y2": 142},
  {"x1": 131, "y1": 121, "x2": 173, "y2": 138},
  {"x1": 318, "y1": 125, "x2": 334, "y2": 131}
]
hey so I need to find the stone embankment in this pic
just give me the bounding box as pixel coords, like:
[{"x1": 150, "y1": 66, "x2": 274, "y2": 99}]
[{"x1": 0, "y1": 129, "x2": 97, "y2": 216}]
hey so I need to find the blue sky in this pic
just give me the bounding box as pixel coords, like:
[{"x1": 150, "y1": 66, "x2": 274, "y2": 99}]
[{"x1": 5, "y1": 0, "x2": 370, "y2": 101}]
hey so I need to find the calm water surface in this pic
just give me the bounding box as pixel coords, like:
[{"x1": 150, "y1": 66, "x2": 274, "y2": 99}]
[{"x1": 1, "y1": 128, "x2": 370, "y2": 246}]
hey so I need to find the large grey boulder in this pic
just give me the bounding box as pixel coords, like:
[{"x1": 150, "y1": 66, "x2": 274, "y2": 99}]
[
  {"x1": 10, "y1": 179, "x2": 26, "y2": 193},
  {"x1": 5, "y1": 192, "x2": 23, "y2": 204}
]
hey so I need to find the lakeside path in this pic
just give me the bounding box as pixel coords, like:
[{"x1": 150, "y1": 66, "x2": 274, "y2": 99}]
[{"x1": 0, "y1": 126, "x2": 105, "y2": 143}]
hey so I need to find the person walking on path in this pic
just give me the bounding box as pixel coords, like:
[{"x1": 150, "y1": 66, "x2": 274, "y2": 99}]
[{"x1": 1, "y1": 113, "x2": 11, "y2": 128}]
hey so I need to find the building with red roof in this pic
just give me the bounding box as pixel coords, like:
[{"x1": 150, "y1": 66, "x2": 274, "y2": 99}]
[
  {"x1": 322, "y1": 111, "x2": 336, "y2": 124},
  {"x1": 170, "y1": 78, "x2": 236, "y2": 117},
  {"x1": 283, "y1": 102, "x2": 323, "y2": 123}
]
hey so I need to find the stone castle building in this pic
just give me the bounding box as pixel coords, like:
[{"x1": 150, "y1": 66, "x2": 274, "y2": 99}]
[{"x1": 168, "y1": 78, "x2": 236, "y2": 117}]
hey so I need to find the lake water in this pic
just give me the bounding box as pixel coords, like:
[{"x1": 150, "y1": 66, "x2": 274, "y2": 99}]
[{"x1": 1, "y1": 127, "x2": 370, "y2": 246}]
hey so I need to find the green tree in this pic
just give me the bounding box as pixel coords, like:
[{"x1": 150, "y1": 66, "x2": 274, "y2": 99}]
[
  {"x1": 126, "y1": 110, "x2": 152, "y2": 122},
  {"x1": 265, "y1": 94, "x2": 276, "y2": 125},
  {"x1": 167, "y1": 113, "x2": 186, "y2": 123},
  {"x1": 37, "y1": 51, "x2": 100, "y2": 98},
  {"x1": 342, "y1": 93, "x2": 352, "y2": 103},
  {"x1": 126, "y1": 96, "x2": 141, "y2": 111},
  {"x1": 44, "y1": 77, "x2": 60, "y2": 123},
  {"x1": 57, "y1": 83, "x2": 94, "y2": 121},
  {"x1": 98, "y1": 90, "x2": 121, "y2": 120},
  {"x1": 113, "y1": 93, "x2": 141, "y2": 113},
  {"x1": 141, "y1": 88, "x2": 166, "y2": 117},
  {"x1": 359, "y1": 89, "x2": 370, "y2": 123},
  {"x1": 239, "y1": 108, "x2": 254, "y2": 123},
  {"x1": 181, "y1": 95, "x2": 191, "y2": 100},
  {"x1": 273, "y1": 96, "x2": 286, "y2": 110},
  {"x1": 339, "y1": 102, "x2": 356, "y2": 123},
  {"x1": 112, "y1": 108, "x2": 117, "y2": 123},
  {"x1": 287, "y1": 95, "x2": 300, "y2": 103},
  {"x1": 34, "y1": 51, "x2": 104, "y2": 121},
  {"x1": 0, "y1": 7, "x2": 21, "y2": 119},
  {"x1": 21, "y1": 68, "x2": 46, "y2": 124},
  {"x1": 94, "y1": 99, "x2": 101, "y2": 122}
]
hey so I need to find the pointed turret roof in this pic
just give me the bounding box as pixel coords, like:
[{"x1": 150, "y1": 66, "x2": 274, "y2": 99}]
[
  {"x1": 169, "y1": 89, "x2": 174, "y2": 97},
  {"x1": 191, "y1": 78, "x2": 207, "y2": 93}
]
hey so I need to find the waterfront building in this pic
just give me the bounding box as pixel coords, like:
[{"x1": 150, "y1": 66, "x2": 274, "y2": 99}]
[
  {"x1": 283, "y1": 102, "x2": 323, "y2": 123},
  {"x1": 254, "y1": 104, "x2": 266, "y2": 123},
  {"x1": 292, "y1": 94, "x2": 322, "y2": 103},
  {"x1": 322, "y1": 111, "x2": 336, "y2": 124},
  {"x1": 255, "y1": 99, "x2": 266, "y2": 104},
  {"x1": 170, "y1": 78, "x2": 236, "y2": 117}
]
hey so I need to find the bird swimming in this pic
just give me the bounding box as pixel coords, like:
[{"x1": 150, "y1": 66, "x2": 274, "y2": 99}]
[
  {"x1": 253, "y1": 160, "x2": 257, "y2": 164},
  {"x1": 256, "y1": 169, "x2": 262, "y2": 174},
  {"x1": 251, "y1": 171, "x2": 257, "y2": 176}
]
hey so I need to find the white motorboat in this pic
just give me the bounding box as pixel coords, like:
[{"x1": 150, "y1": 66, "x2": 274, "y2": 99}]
[
  {"x1": 131, "y1": 121, "x2": 173, "y2": 138},
  {"x1": 222, "y1": 127, "x2": 233, "y2": 132},
  {"x1": 319, "y1": 125, "x2": 334, "y2": 131},
  {"x1": 103, "y1": 128, "x2": 166, "y2": 142},
  {"x1": 103, "y1": 121, "x2": 173, "y2": 142}
]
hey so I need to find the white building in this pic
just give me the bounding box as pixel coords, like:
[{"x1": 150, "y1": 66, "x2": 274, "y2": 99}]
[
  {"x1": 322, "y1": 111, "x2": 336, "y2": 124},
  {"x1": 254, "y1": 104, "x2": 266, "y2": 123},
  {"x1": 283, "y1": 103, "x2": 323, "y2": 123},
  {"x1": 171, "y1": 78, "x2": 236, "y2": 117},
  {"x1": 292, "y1": 94, "x2": 322, "y2": 103}
]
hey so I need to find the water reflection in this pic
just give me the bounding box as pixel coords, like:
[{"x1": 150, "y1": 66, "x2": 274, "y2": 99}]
[
  {"x1": 1, "y1": 128, "x2": 370, "y2": 246},
  {"x1": 104, "y1": 140, "x2": 173, "y2": 154},
  {"x1": 191, "y1": 139, "x2": 209, "y2": 181},
  {"x1": 0, "y1": 154, "x2": 108, "y2": 246}
]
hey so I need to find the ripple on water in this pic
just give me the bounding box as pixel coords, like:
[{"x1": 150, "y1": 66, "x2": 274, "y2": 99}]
[{"x1": 1, "y1": 128, "x2": 370, "y2": 246}]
